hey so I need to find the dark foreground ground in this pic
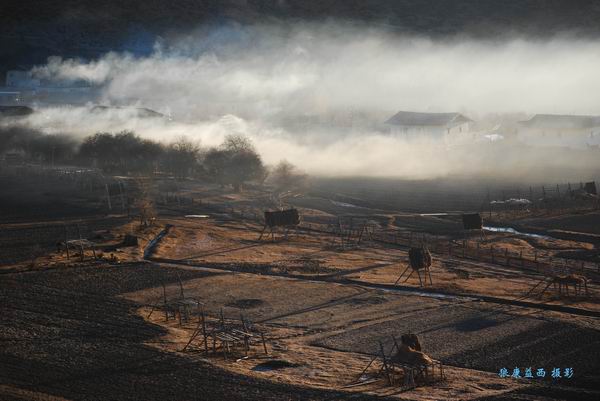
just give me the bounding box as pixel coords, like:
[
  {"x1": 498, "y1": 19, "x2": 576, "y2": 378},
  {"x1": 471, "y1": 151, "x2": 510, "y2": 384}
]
[
  {"x1": 2, "y1": 262, "x2": 599, "y2": 401},
  {"x1": 0, "y1": 263, "x2": 383, "y2": 401},
  {"x1": 1, "y1": 173, "x2": 599, "y2": 400}
]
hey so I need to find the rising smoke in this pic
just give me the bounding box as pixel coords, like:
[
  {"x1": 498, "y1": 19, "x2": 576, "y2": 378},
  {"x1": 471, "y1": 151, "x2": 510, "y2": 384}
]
[{"x1": 5, "y1": 22, "x2": 600, "y2": 179}]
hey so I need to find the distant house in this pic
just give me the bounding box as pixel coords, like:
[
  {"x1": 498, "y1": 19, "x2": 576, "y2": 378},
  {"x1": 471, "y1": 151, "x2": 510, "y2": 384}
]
[
  {"x1": 517, "y1": 114, "x2": 600, "y2": 149},
  {"x1": 6, "y1": 70, "x2": 40, "y2": 88},
  {"x1": 385, "y1": 111, "x2": 472, "y2": 141}
]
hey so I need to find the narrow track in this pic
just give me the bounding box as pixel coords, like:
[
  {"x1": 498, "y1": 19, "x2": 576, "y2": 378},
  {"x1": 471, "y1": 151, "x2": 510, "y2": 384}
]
[{"x1": 148, "y1": 256, "x2": 600, "y2": 318}]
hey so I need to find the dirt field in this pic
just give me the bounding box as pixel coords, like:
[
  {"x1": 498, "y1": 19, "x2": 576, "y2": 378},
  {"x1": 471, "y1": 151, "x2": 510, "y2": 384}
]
[{"x1": 2, "y1": 172, "x2": 600, "y2": 400}]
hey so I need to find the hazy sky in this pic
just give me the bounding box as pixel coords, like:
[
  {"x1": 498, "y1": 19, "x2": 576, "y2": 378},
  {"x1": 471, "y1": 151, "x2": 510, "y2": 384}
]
[{"x1": 31, "y1": 23, "x2": 600, "y2": 118}]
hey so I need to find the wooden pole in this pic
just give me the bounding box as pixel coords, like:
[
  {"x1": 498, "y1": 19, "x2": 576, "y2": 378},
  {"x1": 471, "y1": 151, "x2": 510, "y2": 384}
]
[
  {"x1": 520, "y1": 250, "x2": 523, "y2": 267},
  {"x1": 76, "y1": 224, "x2": 84, "y2": 261},
  {"x1": 105, "y1": 183, "x2": 112, "y2": 211},
  {"x1": 119, "y1": 181, "x2": 126, "y2": 212},
  {"x1": 261, "y1": 332, "x2": 268, "y2": 355},
  {"x1": 202, "y1": 310, "x2": 208, "y2": 352},
  {"x1": 378, "y1": 341, "x2": 392, "y2": 385},
  {"x1": 162, "y1": 283, "x2": 168, "y2": 321},
  {"x1": 64, "y1": 224, "x2": 70, "y2": 260}
]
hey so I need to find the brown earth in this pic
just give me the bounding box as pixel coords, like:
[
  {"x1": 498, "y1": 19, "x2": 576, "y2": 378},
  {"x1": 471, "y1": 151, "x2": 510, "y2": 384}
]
[{"x1": 2, "y1": 174, "x2": 600, "y2": 400}]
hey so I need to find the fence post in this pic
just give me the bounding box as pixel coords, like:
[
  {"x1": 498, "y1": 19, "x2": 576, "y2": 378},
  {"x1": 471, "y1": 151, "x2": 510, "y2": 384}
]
[{"x1": 520, "y1": 250, "x2": 523, "y2": 267}]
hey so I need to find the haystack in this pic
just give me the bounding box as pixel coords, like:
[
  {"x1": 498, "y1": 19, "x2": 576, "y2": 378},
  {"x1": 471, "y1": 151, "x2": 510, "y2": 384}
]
[
  {"x1": 391, "y1": 333, "x2": 432, "y2": 366},
  {"x1": 462, "y1": 213, "x2": 483, "y2": 230},
  {"x1": 408, "y1": 247, "x2": 432, "y2": 270},
  {"x1": 264, "y1": 209, "x2": 300, "y2": 228}
]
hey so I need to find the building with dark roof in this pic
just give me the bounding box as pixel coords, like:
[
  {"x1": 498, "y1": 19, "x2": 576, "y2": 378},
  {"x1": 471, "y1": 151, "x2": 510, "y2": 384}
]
[
  {"x1": 385, "y1": 110, "x2": 473, "y2": 141},
  {"x1": 517, "y1": 114, "x2": 600, "y2": 149}
]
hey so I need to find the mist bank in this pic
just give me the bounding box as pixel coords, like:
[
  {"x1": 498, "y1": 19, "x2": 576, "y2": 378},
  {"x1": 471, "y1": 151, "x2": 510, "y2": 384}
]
[
  {"x1": 4, "y1": 23, "x2": 600, "y2": 180},
  {"x1": 30, "y1": 23, "x2": 600, "y2": 118},
  {"x1": 2, "y1": 107, "x2": 599, "y2": 182}
]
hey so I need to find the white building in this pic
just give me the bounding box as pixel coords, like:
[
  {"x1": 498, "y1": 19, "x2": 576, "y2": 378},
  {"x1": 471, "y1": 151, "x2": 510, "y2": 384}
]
[
  {"x1": 385, "y1": 111, "x2": 472, "y2": 142},
  {"x1": 517, "y1": 114, "x2": 600, "y2": 149}
]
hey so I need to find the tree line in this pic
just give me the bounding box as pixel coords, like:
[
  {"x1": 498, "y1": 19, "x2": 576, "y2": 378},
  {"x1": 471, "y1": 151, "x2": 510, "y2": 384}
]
[{"x1": 1, "y1": 126, "x2": 307, "y2": 192}]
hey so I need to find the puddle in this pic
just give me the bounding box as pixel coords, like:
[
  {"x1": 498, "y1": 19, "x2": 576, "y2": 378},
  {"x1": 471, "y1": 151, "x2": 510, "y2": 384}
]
[
  {"x1": 331, "y1": 200, "x2": 360, "y2": 208},
  {"x1": 377, "y1": 285, "x2": 471, "y2": 301},
  {"x1": 185, "y1": 214, "x2": 209, "y2": 218},
  {"x1": 483, "y1": 226, "x2": 552, "y2": 240},
  {"x1": 419, "y1": 213, "x2": 450, "y2": 216}
]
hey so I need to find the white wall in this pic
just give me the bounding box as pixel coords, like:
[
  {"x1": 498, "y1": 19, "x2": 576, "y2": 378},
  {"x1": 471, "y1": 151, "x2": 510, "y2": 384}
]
[
  {"x1": 389, "y1": 122, "x2": 471, "y2": 143},
  {"x1": 517, "y1": 127, "x2": 600, "y2": 149}
]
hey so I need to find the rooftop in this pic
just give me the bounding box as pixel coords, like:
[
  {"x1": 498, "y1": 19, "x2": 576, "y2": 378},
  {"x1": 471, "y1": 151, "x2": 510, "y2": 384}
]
[
  {"x1": 385, "y1": 111, "x2": 472, "y2": 127},
  {"x1": 519, "y1": 114, "x2": 600, "y2": 129}
]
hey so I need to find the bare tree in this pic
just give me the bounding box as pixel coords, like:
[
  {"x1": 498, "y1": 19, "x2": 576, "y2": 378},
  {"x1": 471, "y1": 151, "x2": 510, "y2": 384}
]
[
  {"x1": 222, "y1": 134, "x2": 255, "y2": 153},
  {"x1": 79, "y1": 131, "x2": 163, "y2": 174},
  {"x1": 203, "y1": 135, "x2": 266, "y2": 192},
  {"x1": 163, "y1": 136, "x2": 201, "y2": 179},
  {"x1": 269, "y1": 160, "x2": 309, "y2": 192}
]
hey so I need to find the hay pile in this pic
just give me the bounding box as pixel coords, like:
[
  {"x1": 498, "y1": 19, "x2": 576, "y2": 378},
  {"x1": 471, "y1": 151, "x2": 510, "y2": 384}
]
[
  {"x1": 264, "y1": 209, "x2": 300, "y2": 227},
  {"x1": 391, "y1": 334, "x2": 432, "y2": 366},
  {"x1": 408, "y1": 247, "x2": 432, "y2": 270},
  {"x1": 462, "y1": 213, "x2": 483, "y2": 230}
]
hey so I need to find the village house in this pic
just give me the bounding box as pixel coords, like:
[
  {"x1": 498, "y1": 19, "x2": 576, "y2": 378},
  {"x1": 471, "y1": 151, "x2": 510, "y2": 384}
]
[
  {"x1": 385, "y1": 110, "x2": 472, "y2": 142},
  {"x1": 517, "y1": 114, "x2": 600, "y2": 149}
]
